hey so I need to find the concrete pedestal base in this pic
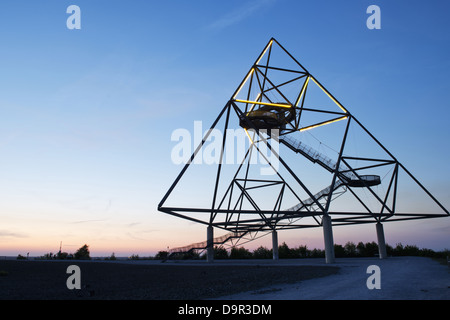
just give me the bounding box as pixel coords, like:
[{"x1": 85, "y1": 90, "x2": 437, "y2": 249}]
[
  {"x1": 207, "y1": 225, "x2": 214, "y2": 263},
  {"x1": 376, "y1": 222, "x2": 387, "y2": 259},
  {"x1": 272, "y1": 230, "x2": 279, "y2": 260},
  {"x1": 323, "y1": 215, "x2": 335, "y2": 264}
]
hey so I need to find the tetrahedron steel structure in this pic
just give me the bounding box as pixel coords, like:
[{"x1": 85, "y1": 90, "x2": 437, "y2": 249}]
[{"x1": 158, "y1": 38, "x2": 449, "y2": 262}]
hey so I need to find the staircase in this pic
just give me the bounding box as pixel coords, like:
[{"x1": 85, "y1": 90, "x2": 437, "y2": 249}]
[
  {"x1": 285, "y1": 179, "x2": 345, "y2": 212},
  {"x1": 279, "y1": 135, "x2": 380, "y2": 187},
  {"x1": 167, "y1": 231, "x2": 247, "y2": 257},
  {"x1": 279, "y1": 135, "x2": 357, "y2": 181}
]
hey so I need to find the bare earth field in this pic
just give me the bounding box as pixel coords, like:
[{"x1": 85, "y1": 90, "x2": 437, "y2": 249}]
[{"x1": 0, "y1": 259, "x2": 338, "y2": 300}]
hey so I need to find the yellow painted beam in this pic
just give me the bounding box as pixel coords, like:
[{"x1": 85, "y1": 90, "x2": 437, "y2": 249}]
[
  {"x1": 235, "y1": 99, "x2": 292, "y2": 108},
  {"x1": 244, "y1": 128, "x2": 254, "y2": 145},
  {"x1": 232, "y1": 68, "x2": 255, "y2": 100},
  {"x1": 299, "y1": 116, "x2": 348, "y2": 132},
  {"x1": 295, "y1": 76, "x2": 310, "y2": 107},
  {"x1": 310, "y1": 76, "x2": 348, "y2": 113},
  {"x1": 255, "y1": 39, "x2": 274, "y2": 65}
]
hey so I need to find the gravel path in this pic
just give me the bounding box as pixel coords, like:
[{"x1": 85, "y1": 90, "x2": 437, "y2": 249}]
[{"x1": 216, "y1": 256, "x2": 450, "y2": 300}]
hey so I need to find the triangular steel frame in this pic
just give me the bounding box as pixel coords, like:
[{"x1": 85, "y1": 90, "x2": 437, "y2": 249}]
[{"x1": 158, "y1": 38, "x2": 449, "y2": 248}]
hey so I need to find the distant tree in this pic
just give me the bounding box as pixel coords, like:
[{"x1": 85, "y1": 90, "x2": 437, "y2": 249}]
[
  {"x1": 41, "y1": 252, "x2": 54, "y2": 260},
  {"x1": 56, "y1": 251, "x2": 69, "y2": 260},
  {"x1": 154, "y1": 251, "x2": 168, "y2": 260},
  {"x1": 356, "y1": 241, "x2": 378, "y2": 257},
  {"x1": 386, "y1": 244, "x2": 394, "y2": 256},
  {"x1": 356, "y1": 241, "x2": 366, "y2": 256},
  {"x1": 436, "y1": 248, "x2": 450, "y2": 260},
  {"x1": 344, "y1": 242, "x2": 357, "y2": 257},
  {"x1": 297, "y1": 245, "x2": 308, "y2": 258},
  {"x1": 185, "y1": 251, "x2": 200, "y2": 260},
  {"x1": 362, "y1": 241, "x2": 379, "y2": 257},
  {"x1": 309, "y1": 248, "x2": 325, "y2": 258},
  {"x1": 214, "y1": 246, "x2": 229, "y2": 259},
  {"x1": 105, "y1": 252, "x2": 116, "y2": 260},
  {"x1": 253, "y1": 246, "x2": 272, "y2": 259},
  {"x1": 290, "y1": 246, "x2": 301, "y2": 258},
  {"x1": 278, "y1": 242, "x2": 295, "y2": 259},
  {"x1": 403, "y1": 245, "x2": 420, "y2": 256},
  {"x1": 334, "y1": 244, "x2": 345, "y2": 258},
  {"x1": 74, "y1": 244, "x2": 91, "y2": 260},
  {"x1": 230, "y1": 247, "x2": 252, "y2": 259},
  {"x1": 393, "y1": 243, "x2": 405, "y2": 256},
  {"x1": 418, "y1": 248, "x2": 435, "y2": 258}
]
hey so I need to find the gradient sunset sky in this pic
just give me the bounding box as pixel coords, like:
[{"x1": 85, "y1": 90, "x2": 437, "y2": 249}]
[{"x1": 0, "y1": 0, "x2": 448, "y2": 256}]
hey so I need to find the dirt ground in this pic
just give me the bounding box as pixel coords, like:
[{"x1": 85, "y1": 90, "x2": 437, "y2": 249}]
[
  {"x1": 218, "y1": 256, "x2": 450, "y2": 300},
  {"x1": 0, "y1": 260, "x2": 338, "y2": 300}
]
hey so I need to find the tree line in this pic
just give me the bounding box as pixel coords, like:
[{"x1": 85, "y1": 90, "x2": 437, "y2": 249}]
[
  {"x1": 18, "y1": 244, "x2": 92, "y2": 260},
  {"x1": 19, "y1": 242, "x2": 449, "y2": 261},
  {"x1": 157, "y1": 241, "x2": 450, "y2": 261}
]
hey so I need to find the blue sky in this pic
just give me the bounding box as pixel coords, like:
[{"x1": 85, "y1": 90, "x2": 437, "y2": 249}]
[{"x1": 0, "y1": 0, "x2": 448, "y2": 256}]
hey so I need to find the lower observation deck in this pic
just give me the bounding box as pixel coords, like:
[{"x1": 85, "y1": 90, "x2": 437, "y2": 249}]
[{"x1": 346, "y1": 175, "x2": 381, "y2": 187}]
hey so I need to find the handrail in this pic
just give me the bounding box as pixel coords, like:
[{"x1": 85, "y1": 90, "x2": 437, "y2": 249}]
[
  {"x1": 279, "y1": 135, "x2": 358, "y2": 181},
  {"x1": 285, "y1": 180, "x2": 345, "y2": 212},
  {"x1": 169, "y1": 231, "x2": 246, "y2": 254}
]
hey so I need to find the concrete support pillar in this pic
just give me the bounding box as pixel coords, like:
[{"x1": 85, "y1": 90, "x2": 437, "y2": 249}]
[
  {"x1": 207, "y1": 225, "x2": 214, "y2": 263},
  {"x1": 272, "y1": 230, "x2": 279, "y2": 260},
  {"x1": 376, "y1": 222, "x2": 387, "y2": 259},
  {"x1": 323, "y1": 215, "x2": 335, "y2": 264}
]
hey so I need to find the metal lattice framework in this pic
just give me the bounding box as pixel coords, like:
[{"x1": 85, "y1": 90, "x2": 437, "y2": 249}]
[{"x1": 158, "y1": 38, "x2": 448, "y2": 254}]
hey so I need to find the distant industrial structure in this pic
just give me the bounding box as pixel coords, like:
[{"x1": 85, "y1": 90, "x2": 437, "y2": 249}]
[{"x1": 158, "y1": 38, "x2": 449, "y2": 263}]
